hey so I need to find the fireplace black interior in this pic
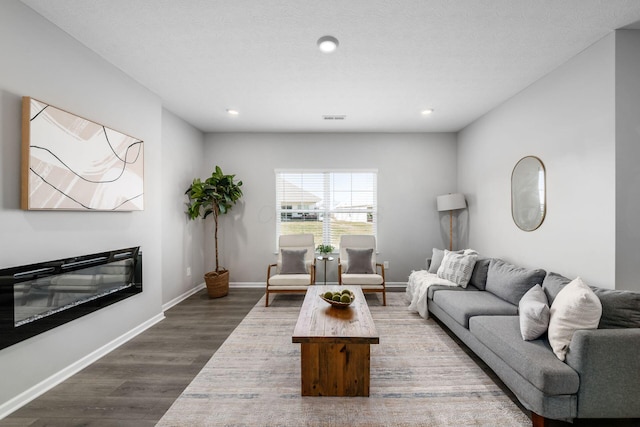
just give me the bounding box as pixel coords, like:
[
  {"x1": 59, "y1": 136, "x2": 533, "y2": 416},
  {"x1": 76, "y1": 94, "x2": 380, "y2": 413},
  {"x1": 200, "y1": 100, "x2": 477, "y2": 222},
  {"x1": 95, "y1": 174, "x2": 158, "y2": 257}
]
[{"x1": 0, "y1": 247, "x2": 142, "y2": 350}]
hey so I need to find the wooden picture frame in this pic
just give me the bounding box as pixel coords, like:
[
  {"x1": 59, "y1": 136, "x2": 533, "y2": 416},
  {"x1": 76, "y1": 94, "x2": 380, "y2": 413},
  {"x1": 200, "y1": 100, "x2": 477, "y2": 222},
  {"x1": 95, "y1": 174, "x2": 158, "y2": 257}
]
[{"x1": 21, "y1": 97, "x2": 144, "y2": 211}]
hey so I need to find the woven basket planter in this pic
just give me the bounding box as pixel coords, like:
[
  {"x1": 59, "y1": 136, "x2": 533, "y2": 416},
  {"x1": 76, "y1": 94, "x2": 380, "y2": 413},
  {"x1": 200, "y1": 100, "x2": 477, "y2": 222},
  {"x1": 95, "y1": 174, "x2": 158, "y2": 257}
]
[{"x1": 204, "y1": 270, "x2": 229, "y2": 298}]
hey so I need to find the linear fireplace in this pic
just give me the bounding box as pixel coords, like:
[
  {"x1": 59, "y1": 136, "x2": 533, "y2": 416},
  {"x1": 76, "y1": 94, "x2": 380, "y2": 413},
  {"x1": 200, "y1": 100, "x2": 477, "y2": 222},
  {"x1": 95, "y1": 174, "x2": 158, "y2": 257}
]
[{"x1": 0, "y1": 247, "x2": 142, "y2": 350}]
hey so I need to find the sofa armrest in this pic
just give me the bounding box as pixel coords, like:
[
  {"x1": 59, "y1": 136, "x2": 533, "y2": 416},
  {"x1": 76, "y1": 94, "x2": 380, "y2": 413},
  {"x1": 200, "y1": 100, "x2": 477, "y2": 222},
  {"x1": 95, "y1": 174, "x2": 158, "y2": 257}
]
[{"x1": 565, "y1": 328, "x2": 640, "y2": 418}]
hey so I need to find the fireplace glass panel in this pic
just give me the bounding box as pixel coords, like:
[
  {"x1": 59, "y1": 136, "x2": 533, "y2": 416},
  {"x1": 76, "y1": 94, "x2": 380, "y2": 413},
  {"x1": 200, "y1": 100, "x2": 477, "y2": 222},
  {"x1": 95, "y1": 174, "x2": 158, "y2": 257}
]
[
  {"x1": 14, "y1": 258, "x2": 136, "y2": 326},
  {"x1": 0, "y1": 247, "x2": 142, "y2": 350}
]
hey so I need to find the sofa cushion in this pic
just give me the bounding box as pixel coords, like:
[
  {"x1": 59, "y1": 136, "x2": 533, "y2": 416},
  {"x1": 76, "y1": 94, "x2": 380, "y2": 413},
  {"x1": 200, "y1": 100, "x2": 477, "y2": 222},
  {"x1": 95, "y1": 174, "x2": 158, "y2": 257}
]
[
  {"x1": 590, "y1": 287, "x2": 640, "y2": 329},
  {"x1": 469, "y1": 257, "x2": 491, "y2": 290},
  {"x1": 469, "y1": 316, "x2": 580, "y2": 395},
  {"x1": 542, "y1": 272, "x2": 571, "y2": 305},
  {"x1": 548, "y1": 277, "x2": 602, "y2": 361},
  {"x1": 427, "y1": 283, "x2": 479, "y2": 300},
  {"x1": 268, "y1": 274, "x2": 312, "y2": 286},
  {"x1": 518, "y1": 284, "x2": 550, "y2": 341},
  {"x1": 341, "y1": 273, "x2": 384, "y2": 286},
  {"x1": 485, "y1": 259, "x2": 546, "y2": 305},
  {"x1": 543, "y1": 272, "x2": 640, "y2": 329},
  {"x1": 432, "y1": 290, "x2": 517, "y2": 328}
]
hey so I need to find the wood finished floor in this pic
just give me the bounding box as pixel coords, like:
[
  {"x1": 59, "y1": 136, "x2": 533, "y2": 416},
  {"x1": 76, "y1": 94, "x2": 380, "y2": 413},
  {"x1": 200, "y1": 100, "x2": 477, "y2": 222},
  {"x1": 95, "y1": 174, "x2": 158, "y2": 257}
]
[
  {"x1": 1, "y1": 287, "x2": 636, "y2": 427},
  {"x1": 0, "y1": 287, "x2": 265, "y2": 427}
]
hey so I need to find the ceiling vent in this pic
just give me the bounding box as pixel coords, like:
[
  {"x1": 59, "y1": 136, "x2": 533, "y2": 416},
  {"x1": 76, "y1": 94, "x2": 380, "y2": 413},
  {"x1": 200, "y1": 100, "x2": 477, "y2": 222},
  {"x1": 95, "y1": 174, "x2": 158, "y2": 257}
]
[{"x1": 322, "y1": 115, "x2": 346, "y2": 120}]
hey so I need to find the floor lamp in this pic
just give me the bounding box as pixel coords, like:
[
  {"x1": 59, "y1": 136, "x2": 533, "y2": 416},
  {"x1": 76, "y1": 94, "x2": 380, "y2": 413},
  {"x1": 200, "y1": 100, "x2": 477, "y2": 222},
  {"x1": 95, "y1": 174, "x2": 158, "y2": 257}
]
[{"x1": 437, "y1": 193, "x2": 467, "y2": 251}]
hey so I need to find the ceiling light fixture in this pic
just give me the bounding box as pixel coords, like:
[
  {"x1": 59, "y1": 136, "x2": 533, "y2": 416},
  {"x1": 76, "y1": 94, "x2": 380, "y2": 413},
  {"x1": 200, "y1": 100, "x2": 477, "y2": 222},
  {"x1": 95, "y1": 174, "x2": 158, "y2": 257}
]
[
  {"x1": 317, "y1": 35, "x2": 339, "y2": 53},
  {"x1": 226, "y1": 109, "x2": 239, "y2": 115},
  {"x1": 421, "y1": 109, "x2": 434, "y2": 116}
]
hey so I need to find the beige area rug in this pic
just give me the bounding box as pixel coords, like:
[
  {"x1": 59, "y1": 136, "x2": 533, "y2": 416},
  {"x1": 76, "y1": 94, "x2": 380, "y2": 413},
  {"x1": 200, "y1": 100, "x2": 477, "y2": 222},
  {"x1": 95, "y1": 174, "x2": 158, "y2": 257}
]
[{"x1": 157, "y1": 292, "x2": 530, "y2": 426}]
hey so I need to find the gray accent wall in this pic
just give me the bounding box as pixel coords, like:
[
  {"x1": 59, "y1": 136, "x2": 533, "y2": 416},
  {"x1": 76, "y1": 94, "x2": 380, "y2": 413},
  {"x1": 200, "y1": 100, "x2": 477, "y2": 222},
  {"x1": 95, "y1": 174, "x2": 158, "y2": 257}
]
[
  {"x1": 0, "y1": 0, "x2": 204, "y2": 410},
  {"x1": 160, "y1": 109, "x2": 206, "y2": 304},
  {"x1": 201, "y1": 132, "x2": 458, "y2": 285},
  {"x1": 459, "y1": 31, "x2": 640, "y2": 292},
  {"x1": 458, "y1": 33, "x2": 616, "y2": 288},
  {"x1": 615, "y1": 30, "x2": 640, "y2": 292}
]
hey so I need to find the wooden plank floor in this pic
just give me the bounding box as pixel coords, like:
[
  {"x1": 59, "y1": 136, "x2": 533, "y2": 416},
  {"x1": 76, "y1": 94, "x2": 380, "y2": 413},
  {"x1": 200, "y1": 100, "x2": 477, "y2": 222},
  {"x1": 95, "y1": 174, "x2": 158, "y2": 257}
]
[
  {"x1": 3, "y1": 287, "x2": 635, "y2": 427},
  {"x1": 0, "y1": 287, "x2": 265, "y2": 427}
]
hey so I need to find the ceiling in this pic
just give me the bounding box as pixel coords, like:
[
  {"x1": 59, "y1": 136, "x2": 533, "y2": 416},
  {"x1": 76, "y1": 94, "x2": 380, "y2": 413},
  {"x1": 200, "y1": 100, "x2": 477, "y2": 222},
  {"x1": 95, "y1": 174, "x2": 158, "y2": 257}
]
[{"x1": 19, "y1": 0, "x2": 640, "y2": 133}]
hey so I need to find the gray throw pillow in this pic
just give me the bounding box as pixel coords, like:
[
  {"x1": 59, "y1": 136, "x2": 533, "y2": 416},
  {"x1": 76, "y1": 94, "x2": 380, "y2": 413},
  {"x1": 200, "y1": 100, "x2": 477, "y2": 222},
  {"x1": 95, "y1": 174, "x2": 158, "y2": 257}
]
[
  {"x1": 470, "y1": 257, "x2": 491, "y2": 290},
  {"x1": 345, "y1": 248, "x2": 374, "y2": 274},
  {"x1": 279, "y1": 249, "x2": 307, "y2": 274},
  {"x1": 542, "y1": 272, "x2": 571, "y2": 305},
  {"x1": 428, "y1": 248, "x2": 444, "y2": 273},
  {"x1": 518, "y1": 284, "x2": 550, "y2": 340},
  {"x1": 485, "y1": 259, "x2": 546, "y2": 305},
  {"x1": 590, "y1": 287, "x2": 640, "y2": 329}
]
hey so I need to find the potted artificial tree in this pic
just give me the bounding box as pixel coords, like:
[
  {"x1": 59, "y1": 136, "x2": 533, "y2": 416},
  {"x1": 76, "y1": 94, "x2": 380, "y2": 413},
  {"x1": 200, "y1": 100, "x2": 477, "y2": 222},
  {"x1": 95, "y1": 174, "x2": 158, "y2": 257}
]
[{"x1": 185, "y1": 166, "x2": 243, "y2": 298}]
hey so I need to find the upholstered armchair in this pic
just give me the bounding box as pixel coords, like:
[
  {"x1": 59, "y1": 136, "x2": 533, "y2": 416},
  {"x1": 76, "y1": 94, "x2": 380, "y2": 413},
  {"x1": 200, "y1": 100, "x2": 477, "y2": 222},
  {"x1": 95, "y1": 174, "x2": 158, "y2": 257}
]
[
  {"x1": 337, "y1": 234, "x2": 386, "y2": 306},
  {"x1": 265, "y1": 234, "x2": 316, "y2": 306}
]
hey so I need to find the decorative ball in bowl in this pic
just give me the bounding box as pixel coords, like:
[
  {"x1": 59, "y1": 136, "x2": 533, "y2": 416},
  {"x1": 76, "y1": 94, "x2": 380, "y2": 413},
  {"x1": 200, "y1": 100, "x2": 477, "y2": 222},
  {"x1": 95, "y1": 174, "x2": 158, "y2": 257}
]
[{"x1": 320, "y1": 289, "x2": 355, "y2": 308}]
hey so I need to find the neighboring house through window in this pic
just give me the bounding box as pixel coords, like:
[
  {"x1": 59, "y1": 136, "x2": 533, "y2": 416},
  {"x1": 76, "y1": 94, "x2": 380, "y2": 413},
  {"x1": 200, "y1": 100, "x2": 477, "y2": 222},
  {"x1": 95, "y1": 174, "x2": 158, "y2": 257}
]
[{"x1": 275, "y1": 170, "x2": 377, "y2": 249}]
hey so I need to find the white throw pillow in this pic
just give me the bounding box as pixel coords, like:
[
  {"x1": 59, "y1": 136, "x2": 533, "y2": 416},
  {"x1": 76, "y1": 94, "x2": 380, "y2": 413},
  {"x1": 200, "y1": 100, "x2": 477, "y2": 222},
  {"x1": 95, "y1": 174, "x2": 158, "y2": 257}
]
[
  {"x1": 436, "y1": 249, "x2": 478, "y2": 288},
  {"x1": 429, "y1": 248, "x2": 465, "y2": 273},
  {"x1": 548, "y1": 277, "x2": 602, "y2": 361},
  {"x1": 518, "y1": 284, "x2": 550, "y2": 341}
]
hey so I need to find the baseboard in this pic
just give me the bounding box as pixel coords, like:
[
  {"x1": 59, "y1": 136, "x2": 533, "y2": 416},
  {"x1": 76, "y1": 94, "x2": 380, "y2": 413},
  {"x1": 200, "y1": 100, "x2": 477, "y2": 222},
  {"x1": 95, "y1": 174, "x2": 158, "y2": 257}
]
[
  {"x1": 162, "y1": 282, "x2": 206, "y2": 311},
  {"x1": 384, "y1": 282, "x2": 407, "y2": 288},
  {"x1": 0, "y1": 312, "x2": 165, "y2": 420},
  {"x1": 230, "y1": 282, "x2": 266, "y2": 288}
]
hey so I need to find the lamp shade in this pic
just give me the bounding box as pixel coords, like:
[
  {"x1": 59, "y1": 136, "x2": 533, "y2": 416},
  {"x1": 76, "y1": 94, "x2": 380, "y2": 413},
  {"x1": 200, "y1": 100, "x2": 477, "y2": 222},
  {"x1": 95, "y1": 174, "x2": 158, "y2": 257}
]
[{"x1": 437, "y1": 193, "x2": 466, "y2": 212}]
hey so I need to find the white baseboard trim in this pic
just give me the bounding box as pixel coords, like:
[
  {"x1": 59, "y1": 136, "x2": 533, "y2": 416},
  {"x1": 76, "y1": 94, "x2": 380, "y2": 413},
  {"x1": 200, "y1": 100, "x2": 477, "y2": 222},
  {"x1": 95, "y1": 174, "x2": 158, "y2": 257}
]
[
  {"x1": 0, "y1": 312, "x2": 165, "y2": 420},
  {"x1": 384, "y1": 282, "x2": 407, "y2": 288},
  {"x1": 162, "y1": 282, "x2": 206, "y2": 311},
  {"x1": 230, "y1": 282, "x2": 266, "y2": 288}
]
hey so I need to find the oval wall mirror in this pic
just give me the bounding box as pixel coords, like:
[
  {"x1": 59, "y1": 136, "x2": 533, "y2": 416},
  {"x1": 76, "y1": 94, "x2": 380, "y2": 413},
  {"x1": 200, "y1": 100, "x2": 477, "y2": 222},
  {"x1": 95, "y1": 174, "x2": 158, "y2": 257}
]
[{"x1": 511, "y1": 156, "x2": 546, "y2": 231}]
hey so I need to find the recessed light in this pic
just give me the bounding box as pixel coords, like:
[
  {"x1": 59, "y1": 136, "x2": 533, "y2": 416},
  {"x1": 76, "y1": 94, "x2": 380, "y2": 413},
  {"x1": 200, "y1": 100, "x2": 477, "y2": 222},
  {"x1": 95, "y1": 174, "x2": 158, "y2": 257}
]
[
  {"x1": 421, "y1": 109, "x2": 434, "y2": 116},
  {"x1": 317, "y1": 35, "x2": 339, "y2": 53},
  {"x1": 226, "y1": 109, "x2": 239, "y2": 115}
]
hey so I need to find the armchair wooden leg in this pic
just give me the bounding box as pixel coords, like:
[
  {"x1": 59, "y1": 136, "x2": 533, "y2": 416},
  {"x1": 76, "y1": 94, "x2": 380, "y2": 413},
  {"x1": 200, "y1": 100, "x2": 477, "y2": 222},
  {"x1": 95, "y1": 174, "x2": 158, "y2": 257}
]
[
  {"x1": 382, "y1": 290, "x2": 386, "y2": 306},
  {"x1": 265, "y1": 290, "x2": 269, "y2": 307}
]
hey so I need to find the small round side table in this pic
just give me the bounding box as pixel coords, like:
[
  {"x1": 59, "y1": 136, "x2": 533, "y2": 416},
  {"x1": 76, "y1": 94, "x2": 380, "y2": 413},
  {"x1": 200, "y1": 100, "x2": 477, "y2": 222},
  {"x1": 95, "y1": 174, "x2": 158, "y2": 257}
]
[{"x1": 316, "y1": 256, "x2": 334, "y2": 285}]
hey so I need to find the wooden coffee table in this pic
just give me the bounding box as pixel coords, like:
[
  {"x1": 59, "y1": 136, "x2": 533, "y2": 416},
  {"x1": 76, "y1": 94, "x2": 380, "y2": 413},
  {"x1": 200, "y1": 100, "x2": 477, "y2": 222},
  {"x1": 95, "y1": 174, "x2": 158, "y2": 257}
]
[{"x1": 292, "y1": 285, "x2": 379, "y2": 397}]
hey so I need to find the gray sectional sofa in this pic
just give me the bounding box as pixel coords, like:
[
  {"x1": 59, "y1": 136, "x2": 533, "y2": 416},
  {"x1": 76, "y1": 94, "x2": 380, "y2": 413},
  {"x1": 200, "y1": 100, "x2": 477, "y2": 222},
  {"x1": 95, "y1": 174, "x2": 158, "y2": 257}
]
[{"x1": 423, "y1": 257, "x2": 640, "y2": 426}]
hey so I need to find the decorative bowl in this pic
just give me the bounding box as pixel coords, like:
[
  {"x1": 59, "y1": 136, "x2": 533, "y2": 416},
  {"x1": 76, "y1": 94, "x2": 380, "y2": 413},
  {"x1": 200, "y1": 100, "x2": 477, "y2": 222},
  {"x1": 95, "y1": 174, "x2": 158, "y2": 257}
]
[{"x1": 320, "y1": 290, "x2": 355, "y2": 308}]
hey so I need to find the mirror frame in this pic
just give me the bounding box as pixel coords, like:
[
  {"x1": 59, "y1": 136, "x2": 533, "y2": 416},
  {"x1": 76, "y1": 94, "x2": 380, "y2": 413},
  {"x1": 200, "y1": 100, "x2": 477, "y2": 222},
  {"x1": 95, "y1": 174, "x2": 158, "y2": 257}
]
[{"x1": 511, "y1": 156, "x2": 546, "y2": 232}]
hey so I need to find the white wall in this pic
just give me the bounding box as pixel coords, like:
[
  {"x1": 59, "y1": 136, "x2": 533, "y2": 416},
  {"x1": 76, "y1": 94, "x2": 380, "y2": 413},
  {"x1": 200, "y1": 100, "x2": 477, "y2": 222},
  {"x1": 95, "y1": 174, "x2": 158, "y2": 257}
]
[
  {"x1": 202, "y1": 132, "x2": 458, "y2": 285},
  {"x1": 0, "y1": 0, "x2": 199, "y2": 411},
  {"x1": 615, "y1": 30, "x2": 640, "y2": 292},
  {"x1": 160, "y1": 109, "x2": 206, "y2": 304},
  {"x1": 458, "y1": 34, "x2": 617, "y2": 288}
]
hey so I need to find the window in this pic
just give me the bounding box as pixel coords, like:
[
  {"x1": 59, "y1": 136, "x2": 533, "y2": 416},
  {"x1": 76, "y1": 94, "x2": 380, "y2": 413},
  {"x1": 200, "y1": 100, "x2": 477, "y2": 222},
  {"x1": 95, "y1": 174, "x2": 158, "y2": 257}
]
[{"x1": 275, "y1": 170, "x2": 377, "y2": 249}]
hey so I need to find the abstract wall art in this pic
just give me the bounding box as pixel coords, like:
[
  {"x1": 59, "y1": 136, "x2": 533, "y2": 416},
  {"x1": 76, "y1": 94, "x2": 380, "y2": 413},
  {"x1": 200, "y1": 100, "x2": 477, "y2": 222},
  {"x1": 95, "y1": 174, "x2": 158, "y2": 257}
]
[{"x1": 21, "y1": 97, "x2": 144, "y2": 211}]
